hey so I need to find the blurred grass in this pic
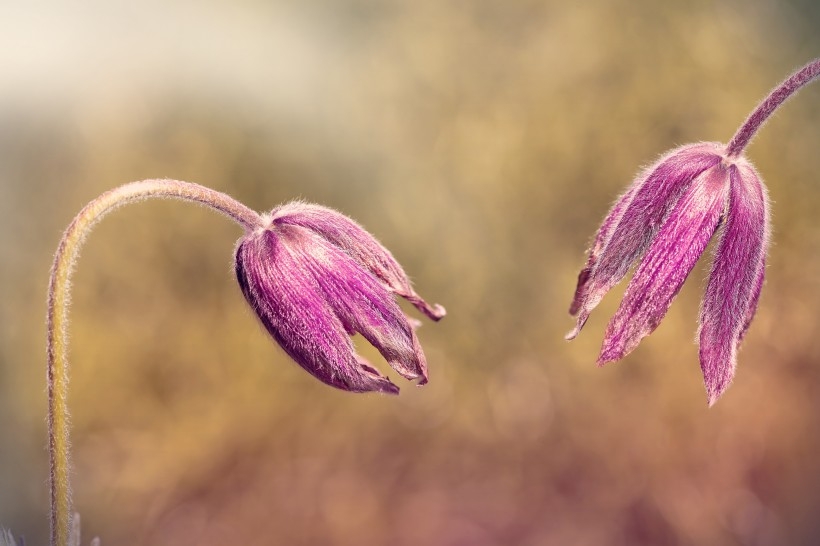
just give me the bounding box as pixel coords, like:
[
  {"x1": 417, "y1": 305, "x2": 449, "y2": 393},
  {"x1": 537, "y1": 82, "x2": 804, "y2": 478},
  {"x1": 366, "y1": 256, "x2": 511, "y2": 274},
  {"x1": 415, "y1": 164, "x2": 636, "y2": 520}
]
[{"x1": 1, "y1": 0, "x2": 820, "y2": 545}]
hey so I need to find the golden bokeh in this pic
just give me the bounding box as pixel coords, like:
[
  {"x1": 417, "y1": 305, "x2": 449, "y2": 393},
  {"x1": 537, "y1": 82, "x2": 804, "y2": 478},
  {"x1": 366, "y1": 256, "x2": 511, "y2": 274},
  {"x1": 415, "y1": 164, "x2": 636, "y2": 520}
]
[{"x1": 1, "y1": 1, "x2": 819, "y2": 544}]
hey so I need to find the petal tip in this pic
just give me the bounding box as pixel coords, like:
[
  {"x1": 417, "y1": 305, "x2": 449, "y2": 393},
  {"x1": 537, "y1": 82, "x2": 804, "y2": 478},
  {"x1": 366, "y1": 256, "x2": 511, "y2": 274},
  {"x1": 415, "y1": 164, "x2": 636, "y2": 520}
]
[
  {"x1": 431, "y1": 303, "x2": 447, "y2": 320},
  {"x1": 596, "y1": 355, "x2": 616, "y2": 367},
  {"x1": 356, "y1": 357, "x2": 402, "y2": 395},
  {"x1": 597, "y1": 343, "x2": 623, "y2": 366},
  {"x1": 348, "y1": 374, "x2": 402, "y2": 395},
  {"x1": 704, "y1": 380, "x2": 730, "y2": 408},
  {"x1": 699, "y1": 343, "x2": 737, "y2": 408},
  {"x1": 565, "y1": 312, "x2": 589, "y2": 341},
  {"x1": 403, "y1": 292, "x2": 446, "y2": 321},
  {"x1": 379, "y1": 382, "x2": 401, "y2": 395}
]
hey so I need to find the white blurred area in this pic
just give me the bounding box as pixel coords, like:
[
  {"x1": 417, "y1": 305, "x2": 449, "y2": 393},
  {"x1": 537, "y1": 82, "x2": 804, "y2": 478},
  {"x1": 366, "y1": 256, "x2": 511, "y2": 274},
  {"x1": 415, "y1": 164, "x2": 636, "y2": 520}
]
[{"x1": 0, "y1": 1, "x2": 332, "y2": 118}]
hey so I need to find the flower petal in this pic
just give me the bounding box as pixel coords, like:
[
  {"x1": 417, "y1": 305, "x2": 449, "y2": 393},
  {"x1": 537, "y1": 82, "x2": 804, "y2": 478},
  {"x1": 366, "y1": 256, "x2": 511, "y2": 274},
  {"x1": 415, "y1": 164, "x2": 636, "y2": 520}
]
[
  {"x1": 273, "y1": 202, "x2": 446, "y2": 321},
  {"x1": 235, "y1": 229, "x2": 400, "y2": 394},
  {"x1": 739, "y1": 255, "x2": 765, "y2": 345},
  {"x1": 598, "y1": 165, "x2": 731, "y2": 363},
  {"x1": 282, "y1": 223, "x2": 430, "y2": 384},
  {"x1": 569, "y1": 183, "x2": 637, "y2": 316},
  {"x1": 568, "y1": 143, "x2": 723, "y2": 338},
  {"x1": 698, "y1": 162, "x2": 770, "y2": 406}
]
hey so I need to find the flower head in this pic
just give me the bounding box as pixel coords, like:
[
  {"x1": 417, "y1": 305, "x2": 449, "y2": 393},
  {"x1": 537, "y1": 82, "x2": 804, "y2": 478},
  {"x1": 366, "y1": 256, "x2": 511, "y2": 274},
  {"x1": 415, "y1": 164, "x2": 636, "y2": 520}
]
[
  {"x1": 568, "y1": 57, "x2": 820, "y2": 406},
  {"x1": 567, "y1": 142, "x2": 770, "y2": 405},
  {"x1": 235, "y1": 202, "x2": 445, "y2": 394}
]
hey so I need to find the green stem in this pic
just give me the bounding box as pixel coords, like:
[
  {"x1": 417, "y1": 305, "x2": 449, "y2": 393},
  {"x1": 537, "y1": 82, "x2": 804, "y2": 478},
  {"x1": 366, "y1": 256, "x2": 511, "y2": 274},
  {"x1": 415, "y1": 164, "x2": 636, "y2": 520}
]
[{"x1": 47, "y1": 180, "x2": 264, "y2": 546}]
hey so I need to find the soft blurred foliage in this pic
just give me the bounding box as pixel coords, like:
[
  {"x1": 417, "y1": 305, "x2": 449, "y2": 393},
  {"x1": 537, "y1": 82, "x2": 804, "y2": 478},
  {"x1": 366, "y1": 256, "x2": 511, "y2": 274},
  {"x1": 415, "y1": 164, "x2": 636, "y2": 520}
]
[{"x1": 1, "y1": 0, "x2": 819, "y2": 544}]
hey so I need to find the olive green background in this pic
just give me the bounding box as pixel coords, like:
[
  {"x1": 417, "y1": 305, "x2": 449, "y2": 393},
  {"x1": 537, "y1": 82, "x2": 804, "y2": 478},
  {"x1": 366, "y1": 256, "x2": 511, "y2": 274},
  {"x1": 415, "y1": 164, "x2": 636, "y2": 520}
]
[{"x1": 1, "y1": 1, "x2": 819, "y2": 544}]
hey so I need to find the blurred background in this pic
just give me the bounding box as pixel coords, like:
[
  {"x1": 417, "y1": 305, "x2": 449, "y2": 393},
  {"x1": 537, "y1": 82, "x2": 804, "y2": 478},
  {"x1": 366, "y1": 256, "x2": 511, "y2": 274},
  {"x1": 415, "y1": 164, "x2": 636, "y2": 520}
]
[{"x1": 1, "y1": 0, "x2": 819, "y2": 544}]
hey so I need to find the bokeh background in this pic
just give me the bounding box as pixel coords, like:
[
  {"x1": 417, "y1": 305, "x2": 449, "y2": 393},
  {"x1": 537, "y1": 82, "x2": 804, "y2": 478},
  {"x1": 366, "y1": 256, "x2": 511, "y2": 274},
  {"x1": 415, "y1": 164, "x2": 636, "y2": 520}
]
[{"x1": 1, "y1": 1, "x2": 820, "y2": 544}]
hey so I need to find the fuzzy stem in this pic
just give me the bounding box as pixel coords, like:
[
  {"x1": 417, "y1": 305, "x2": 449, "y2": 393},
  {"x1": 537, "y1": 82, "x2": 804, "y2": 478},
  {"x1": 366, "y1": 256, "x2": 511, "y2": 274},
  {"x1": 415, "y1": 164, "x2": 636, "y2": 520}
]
[
  {"x1": 726, "y1": 58, "x2": 820, "y2": 157},
  {"x1": 47, "y1": 180, "x2": 264, "y2": 546}
]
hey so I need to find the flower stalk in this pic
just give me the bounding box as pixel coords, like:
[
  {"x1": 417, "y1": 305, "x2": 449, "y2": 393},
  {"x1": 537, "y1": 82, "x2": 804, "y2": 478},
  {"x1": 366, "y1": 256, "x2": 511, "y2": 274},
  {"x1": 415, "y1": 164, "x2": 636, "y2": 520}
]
[
  {"x1": 47, "y1": 180, "x2": 264, "y2": 546},
  {"x1": 726, "y1": 58, "x2": 820, "y2": 157}
]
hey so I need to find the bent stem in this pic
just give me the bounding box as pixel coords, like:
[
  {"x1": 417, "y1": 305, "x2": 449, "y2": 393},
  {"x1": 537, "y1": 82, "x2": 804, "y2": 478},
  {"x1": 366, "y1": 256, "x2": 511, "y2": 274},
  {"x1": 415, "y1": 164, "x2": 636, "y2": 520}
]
[
  {"x1": 726, "y1": 57, "x2": 820, "y2": 157},
  {"x1": 47, "y1": 180, "x2": 264, "y2": 546}
]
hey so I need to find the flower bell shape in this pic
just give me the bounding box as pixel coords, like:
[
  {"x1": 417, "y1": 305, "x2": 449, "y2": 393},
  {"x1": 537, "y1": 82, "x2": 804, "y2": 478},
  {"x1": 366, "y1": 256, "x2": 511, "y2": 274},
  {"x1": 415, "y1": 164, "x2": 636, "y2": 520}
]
[
  {"x1": 567, "y1": 142, "x2": 770, "y2": 405},
  {"x1": 566, "y1": 58, "x2": 820, "y2": 405},
  {"x1": 235, "y1": 202, "x2": 445, "y2": 394}
]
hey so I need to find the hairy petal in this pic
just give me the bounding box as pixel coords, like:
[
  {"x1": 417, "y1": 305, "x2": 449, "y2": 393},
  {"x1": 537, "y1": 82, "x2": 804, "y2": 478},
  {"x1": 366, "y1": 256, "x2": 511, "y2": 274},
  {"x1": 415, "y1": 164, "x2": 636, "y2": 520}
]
[
  {"x1": 568, "y1": 143, "x2": 723, "y2": 338},
  {"x1": 598, "y1": 166, "x2": 731, "y2": 363},
  {"x1": 235, "y1": 229, "x2": 400, "y2": 394},
  {"x1": 279, "y1": 224, "x2": 430, "y2": 384},
  {"x1": 569, "y1": 183, "x2": 638, "y2": 316},
  {"x1": 272, "y1": 202, "x2": 446, "y2": 320},
  {"x1": 699, "y1": 162, "x2": 770, "y2": 406},
  {"x1": 739, "y1": 255, "x2": 765, "y2": 344}
]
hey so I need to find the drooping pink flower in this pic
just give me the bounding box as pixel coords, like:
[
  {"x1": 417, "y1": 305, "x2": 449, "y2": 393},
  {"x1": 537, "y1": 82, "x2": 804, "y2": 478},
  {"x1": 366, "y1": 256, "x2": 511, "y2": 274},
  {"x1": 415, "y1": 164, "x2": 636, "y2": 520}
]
[
  {"x1": 568, "y1": 58, "x2": 820, "y2": 405},
  {"x1": 567, "y1": 143, "x2": 769, "y2": 405},
  {"x1": 235, "y1": 202, "x2": 445, "y2": 394}
]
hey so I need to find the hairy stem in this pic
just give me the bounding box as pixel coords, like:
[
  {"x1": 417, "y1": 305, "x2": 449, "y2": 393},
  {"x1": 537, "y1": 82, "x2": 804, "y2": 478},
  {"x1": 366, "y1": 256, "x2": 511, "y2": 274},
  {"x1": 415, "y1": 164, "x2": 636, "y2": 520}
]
[
  {"x1": 47, "y1": 180, "x2": 264, "y2": 546},
  {"x1": 726, "y1": 58, "x2": 820, "y2": 157}
]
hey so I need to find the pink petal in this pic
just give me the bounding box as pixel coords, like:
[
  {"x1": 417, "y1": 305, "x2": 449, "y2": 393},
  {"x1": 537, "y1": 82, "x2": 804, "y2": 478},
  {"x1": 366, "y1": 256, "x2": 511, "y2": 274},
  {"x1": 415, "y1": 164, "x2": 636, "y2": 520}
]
[
  {"x1": 272, "y1": 202, "x2": 445, "y2": 320},
  {"x1": 598, "y1": 165, "x2": 731, "y2": 364},
  {"x1": 568, "y1": 143, "x2": 723, "y2": 339},
  {"x1": 236, "y1": 229, "x2": 402, "y2": 394},
  {"x1": 698, "y1": 161, "x2": 770, "y2": 405}
]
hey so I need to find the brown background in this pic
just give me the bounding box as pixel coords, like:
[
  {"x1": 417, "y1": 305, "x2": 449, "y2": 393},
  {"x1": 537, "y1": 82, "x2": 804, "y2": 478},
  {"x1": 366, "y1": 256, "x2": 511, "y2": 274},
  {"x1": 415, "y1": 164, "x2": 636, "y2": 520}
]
[{"x1": 1, "y1": 0, "x2": 820, "y2": 544}]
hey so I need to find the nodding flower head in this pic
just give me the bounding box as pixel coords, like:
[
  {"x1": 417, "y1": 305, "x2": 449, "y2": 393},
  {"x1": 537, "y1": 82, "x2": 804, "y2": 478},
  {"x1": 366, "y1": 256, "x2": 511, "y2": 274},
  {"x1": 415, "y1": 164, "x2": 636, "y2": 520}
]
[
  {"x1": 567, "y1": 142, "x2": 770, "y2": 405},
  {"x1": 235, "y1": 202, "x2": 445, "y2": 394},
  {"x1": 565, "y1": 59, "x2": 820, "y2": 406}
]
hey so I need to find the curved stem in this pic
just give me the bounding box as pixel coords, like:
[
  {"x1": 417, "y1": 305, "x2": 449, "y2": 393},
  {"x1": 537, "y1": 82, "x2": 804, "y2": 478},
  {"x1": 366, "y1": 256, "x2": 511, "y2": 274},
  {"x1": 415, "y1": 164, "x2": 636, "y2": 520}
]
[
  {"x1": 726, "y1": 58, "x2": 820, "y2": 157},
  {"x1": 47, "y1": 180, "x2": 264, "y2": 546}
]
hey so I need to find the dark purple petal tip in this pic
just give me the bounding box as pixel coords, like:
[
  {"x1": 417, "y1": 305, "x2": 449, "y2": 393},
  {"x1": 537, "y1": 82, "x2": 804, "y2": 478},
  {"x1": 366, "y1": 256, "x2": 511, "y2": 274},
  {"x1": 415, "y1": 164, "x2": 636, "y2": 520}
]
[{"x1": 235, "y1": 202, "x2": 443, "y2": 394}]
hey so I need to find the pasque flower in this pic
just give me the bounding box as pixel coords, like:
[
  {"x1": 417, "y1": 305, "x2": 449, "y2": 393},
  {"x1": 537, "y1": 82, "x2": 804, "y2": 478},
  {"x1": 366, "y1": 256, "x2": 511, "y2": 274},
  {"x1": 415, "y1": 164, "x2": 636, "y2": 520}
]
[
  {"x1": 46, "y1": 181, "x2": 444, "y2": 545},
  {"x1": 235, "y1": 202, "x2": 445, "y2": 394},
  {"x1": 567, "y1": 58, "x2": 820, "y2": 405}
]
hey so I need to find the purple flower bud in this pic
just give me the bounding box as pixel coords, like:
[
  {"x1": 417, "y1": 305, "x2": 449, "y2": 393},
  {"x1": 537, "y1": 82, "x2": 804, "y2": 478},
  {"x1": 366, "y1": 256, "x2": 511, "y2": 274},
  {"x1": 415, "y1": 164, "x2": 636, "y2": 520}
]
[
  {"x1": 235, "y1": 202, "x2": 445, "y2": 394},
  {"x1": 568, "y1": 143, "x2": 770, "y2": 405}
]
